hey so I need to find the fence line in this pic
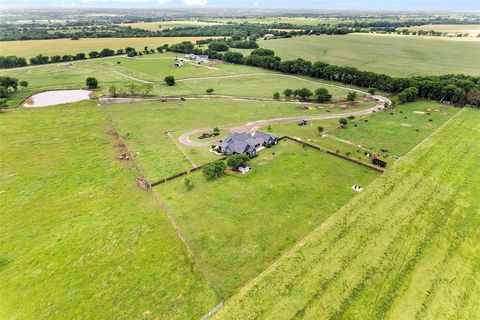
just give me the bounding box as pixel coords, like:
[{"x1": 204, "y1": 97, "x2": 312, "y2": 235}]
[
  {"x1": 150, "y1": 157, "x2": 227, "y2": 187},
  {"x1": 280, "y1": 136, "x2": 384, "y2": 173},
  {"x1": 200, "y1": 301, "x2": 224, "y2": 320}
]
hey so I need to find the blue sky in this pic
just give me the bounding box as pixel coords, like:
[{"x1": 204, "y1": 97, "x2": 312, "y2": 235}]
[{"x1": 8, "y1": 0, "x2": 480, "y2": 11}]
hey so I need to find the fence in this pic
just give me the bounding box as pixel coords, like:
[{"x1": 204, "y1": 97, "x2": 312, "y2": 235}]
[
  {"x1": 199, "y1": 301, "x2": 224, "y2": 320},
  {"x1": 279, "y1": 136, "x2": 384, "y2": 173},
  {"x1": 150, "y1": 157, "x2": 227, "y2": 187}
]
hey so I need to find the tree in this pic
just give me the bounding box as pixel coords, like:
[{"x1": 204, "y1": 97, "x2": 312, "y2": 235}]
[
  {"x1": 88, "y1": 51, "x2": 100, "y2": 59},
  {"x1": 184, "y1": 178, "x2": 194, "y2": 191},
  {"x1": 164, "y1": 75, "x2": 175, "y2": 86},
  {"x1": 29, "y1": 54, "x2": 49, "y2": 65},
  {"x1": 208, "y1": 42, "x2": 229, "y2": 52},
  {"x1": 0, "y1": 76, "x2": 18, "y2": 91},
  {"x1": 213, "y1": 127, "x2": 220, "y2": 134},
  {"x1": 206, "y1": 88, "x2": 214, "y2": 94},
  {"x1": 317, "y1": 126, "x2": 324, "y2": 134},
  {"x1": 125, "y1": 83, "x2": 139, "y2": 96},
  {"x1": 0, "y1": 87, "x2": 8, "y2": 98},
  {"x1": 368, "y1": 88, "x2": 376, "y2": 94},
  {"x1": 141, "y1": 83, "x2": 154, "y2": 95},
  {"x1": 50, "y1": 55, "x2": 62, "y2": 63},
  {"x1": 347, "y1": 92, "x2": 358, "y2": 102},
  {"x1": 227, "y1": 154, "x2": 250, "y2": 170},
  {"x1": 314, "y1": 87, "x2": 332, "y2": 103},
  {"x1": 19, "y1": 80, "x2": 28, "y2": 89},
  {"x1": 85, "y1": 77, "x2": 98, "y2": 89},
  {"x1": 108, "y1": 85, "x2": 117, "y2": 97},
  {"x1": 203, "y1": 160, "x2": 227, "y2": 180},
  {"x1": 283, "y1": 88, "x2": 293, "y2": 98},
  {"x1": 295, "y1": 88, "x2": 313, "y2": 100},
  {"x1": 223, "y1": 51, "x2": 244, "y2": 64},
  {"x1": 273, "y1": 91, "x2": 280, "y2": 99},
  {"x1": 99, "y1": 48, "x2": 115, "y2": 57},
  {"x1": 347, "y1": 115, "x2": 355, "y2": 120},
  {"x1": 339, "y1": 118, "x2": 348, "y2": 127},
  {"x1": 251, "y1": 48, "x2": 275, "y2": 56}
]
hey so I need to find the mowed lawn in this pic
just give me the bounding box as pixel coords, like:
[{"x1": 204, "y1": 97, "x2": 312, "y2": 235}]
[
  {"x1": 215, "y1": 107, "x2": 480, "y2": 319},
  {"x1": 106, "y1": 99, "x2": 371, "y2": 181},
  {"x1": 259, "y1": 34, "x2": 480, "y2": 76},
  {"x1": 266, "y1": 101, "x2": 459, "y2": 166},
  {"x1": 0, "y1": 101, "x2": 217, "y2": 319},
  {"x1": 155, "y1": 140, "x2": 380, "y2": 297},
  {"x1": 0, "y1": 36, "x2": 213, "y2": 59}
]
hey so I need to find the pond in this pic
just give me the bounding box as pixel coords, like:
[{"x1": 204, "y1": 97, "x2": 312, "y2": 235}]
[{"x1": 23, "y1": 90, "x2": 93, "y2": 107}]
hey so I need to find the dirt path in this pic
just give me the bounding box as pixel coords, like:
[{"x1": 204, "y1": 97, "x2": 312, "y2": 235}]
[
  {"x1": 179, "y1": 97, "x2": 388, "y2": 147},
  {"x1": 111, "y1": 70, "x2": 153, "y2": 83},
  {"x1": 166, "y1": 131, "x2": 197, "y2": 167}
]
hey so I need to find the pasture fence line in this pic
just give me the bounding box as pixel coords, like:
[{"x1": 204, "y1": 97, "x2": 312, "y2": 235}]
[
  {"x1": 279, "y1": 136, "x2": 384, "y2": 173},
  {"x1": 200, "y1": 301, "x2": 224, "y2": 320},
  {"x1": 150, "y1": 157, "x2": 227, "y2": 187}
]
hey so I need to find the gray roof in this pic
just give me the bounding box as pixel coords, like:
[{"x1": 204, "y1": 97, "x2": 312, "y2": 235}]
[{"x1": 219, "y1": 131, "x2": 276, "y2": 155}]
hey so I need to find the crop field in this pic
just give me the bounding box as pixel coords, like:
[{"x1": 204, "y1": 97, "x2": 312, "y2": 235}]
[
  {"x1": 106, "y1": 98, "x2": 371, "y2": 180},
  {"x1": 120, "y1": 20, "x2": 224, "y2": 31},
  {"x1": 0, "y1": 37, "x2": 214, "y2": 59},
  {"x1": 214, "y1": 107, "x2": 480, "y2": 319},
  {"x1": 267, "y1": 101, "x2": 459, "y2": 166},
  {"x1": 258, "y1": 34, "x2": 480, "y2": 76},
  {"x1": 407, "y1": 24, "x2": 480, "y2": 36},
  {"x1": 0, "y1": 101, "x2": 218, "y2": 319},
  {"x1": 155, "y1": 140, "x2": 380, "y2": 297}
]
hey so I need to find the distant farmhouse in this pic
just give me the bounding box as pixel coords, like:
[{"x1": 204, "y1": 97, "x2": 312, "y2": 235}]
[
  {"x1": 217, "y1": 131, "x2": 278, "y2": 157},
  {"x1": 185, "y1": 54, "x2": 209, "y2": 64},
  {"x1": 263, "y1": 33, "x2": 275, "y2": 40}
]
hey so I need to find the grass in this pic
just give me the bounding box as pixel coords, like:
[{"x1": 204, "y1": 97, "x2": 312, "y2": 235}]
[
  {"x1": 265, "y1": 101, "x2": 459, "y2": 166},
  {"x1": 0, "y1": 37, "x2": 215, "y2": 59},
  {"x1": 0, "y1": 101, "x2": 218, "y2": 319},
  {"x1": 214, "y1": 107, "x2": 480, "y2": 319},
  {"x1": 120, "y1": 20, "x2": 224, "y2": 31},
  {"x1": 407, "y1": 24, "x2": 480, "y2": 37},
  {"x1": 105, "y1": 98, "x2": 371, "y2": 181},
  {"x1": 2, "y1": 53, "x2": 358, "y2": 106},
  {"x1": 155, "y1": 140, "x2": 380, "y2": 297},
  {"x1": 258, "y1": 34, "x2": 480, "y2": 76}
]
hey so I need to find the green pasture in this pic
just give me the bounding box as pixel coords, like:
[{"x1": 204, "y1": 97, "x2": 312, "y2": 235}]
[
  {"x1": 2, "y1": 53, "x2": 359, "y2": 107},
  {"x1": 156, "y1": 140, "x2": 380, "y2": 297},
  {"x1": 0, "y1": 101, "x2": 217, "y2": 319},
  {"x1": 215, "y1": 107, "x2": 480, "y2": 320},
  {"x1": 266, "y1": 101, "x2": 459, "y2": 166},
  {"x1": 258, "y1": 34, "x2": 480, "y2": 76},
  {"x1": 105, "y1": 98, "x2": 372, "y2": 181}
]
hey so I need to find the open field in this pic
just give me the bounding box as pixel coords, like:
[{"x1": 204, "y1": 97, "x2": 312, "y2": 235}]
[
  {"x1": 258, "y1": 34, "x2": 480, "y2": 76},
  {"x1": 0, "y1": 37, "x2": 213, "y2": 59},
  {"x1": 407, "y1": 24, "x2": 480, "y2": 37},
  {"x1": 0, "y1": 101, "x2": 218, "y2": 319},
  {"x1": 156, "y1": 140, "x2": 380, "y2": 297},
  {"x1": 266, "y1": 101, "x2": 459, "y2": 166},
  {"x1": 2, "y1": 52, "x2": 359, "y2": 107},
  {"x1": 215, "y1": 107, "x2": 480, "y2": 319},
  {"x1": 120, "y1": 20, "x2": 224, "y2": 31},
  {"x1": 105, "y1": 98, "x2": 372, "y2": 181}
]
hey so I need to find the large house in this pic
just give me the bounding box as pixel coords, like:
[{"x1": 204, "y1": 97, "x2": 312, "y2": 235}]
[
  {"x1": 185, "y1": 54, "x2": 209, "y2": 64},
  {"x1": 217, "y1": 131, "x2": 278, "y2": 157}
]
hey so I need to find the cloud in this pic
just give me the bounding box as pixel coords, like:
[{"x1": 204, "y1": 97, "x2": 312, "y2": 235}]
[
  {"x1": 183, "y1": 0, "x2": 208, "y2": 5},
  {"x1": 158, "y1": 0, "x2": 170, "y2": 3}
]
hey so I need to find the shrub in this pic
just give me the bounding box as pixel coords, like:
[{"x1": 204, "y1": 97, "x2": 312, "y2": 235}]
[
  {"x1": 85, "y1": 77, "x2": 98, "y2": 89},
  {"x1": 273, "y1": 92, "x2": 280, "y2": 99},
  {"x1": 184, "y1": 178, "x2": 194, "y2": 191},
  {"x1": 164, "y1": 75, "x2": 175, "y2": 86},
  {"x1": 206, "y1": 88, "x2": 214, "y2": 94}
]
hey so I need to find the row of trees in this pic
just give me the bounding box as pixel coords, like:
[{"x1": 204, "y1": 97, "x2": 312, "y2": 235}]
[
  {"x1": 274, "y1": 87, "x2": 335, "y2": 102},
  {"x1": 167, "y1": 43, "x2": 479, "y2": 106}
]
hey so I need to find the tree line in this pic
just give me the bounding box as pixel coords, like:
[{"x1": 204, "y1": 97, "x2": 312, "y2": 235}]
[{"x1": 168, "y1": 43, "x2": 480, "y2": 107}]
